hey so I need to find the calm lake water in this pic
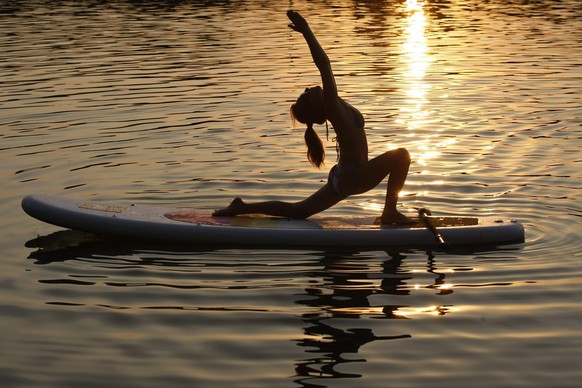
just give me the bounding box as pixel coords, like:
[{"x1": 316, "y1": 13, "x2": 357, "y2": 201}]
[{"x1": 1, "y1": 0, "x2": 581, "y2": 386}]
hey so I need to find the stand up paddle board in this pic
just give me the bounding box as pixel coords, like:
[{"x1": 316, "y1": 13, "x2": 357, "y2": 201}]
[{"x1": 22, "y1": 194, "x2": 525, "y2": 249}]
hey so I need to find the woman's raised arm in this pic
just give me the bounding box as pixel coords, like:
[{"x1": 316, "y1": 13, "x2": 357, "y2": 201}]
[{"x1": 287, "y1": 10, "x2": 338, "y2": 99}]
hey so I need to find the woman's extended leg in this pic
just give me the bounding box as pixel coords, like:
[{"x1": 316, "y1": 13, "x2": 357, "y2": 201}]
[{"x1": 213, "y1": 184, "x2": 344, "y2": 219}]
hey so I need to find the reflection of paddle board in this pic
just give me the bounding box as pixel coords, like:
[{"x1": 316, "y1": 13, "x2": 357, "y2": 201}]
[{"x1": 22, "y1": 194, "x2": 525, "y2": 248}]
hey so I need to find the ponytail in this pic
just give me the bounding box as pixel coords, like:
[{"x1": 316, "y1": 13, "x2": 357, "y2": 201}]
[
  {"x1": 290, "y1": 102, "x2": 326, "y2": 168},
  {"x1": 304, "y1": 124, "x2": 325, "y2": 168}
]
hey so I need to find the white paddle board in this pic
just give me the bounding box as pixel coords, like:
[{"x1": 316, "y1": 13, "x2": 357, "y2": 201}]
[{"x1": 22, "y1": 194, "x2": 525, "y2": 249}]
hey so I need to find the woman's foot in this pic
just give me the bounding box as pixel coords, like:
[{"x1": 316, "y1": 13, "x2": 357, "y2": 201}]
[
  {"x1": 212, "y1": 197, "x2": 245, "y2": 217},
  {"x1": 380, "y1": 210, "x2": 417, "y2": 226}
]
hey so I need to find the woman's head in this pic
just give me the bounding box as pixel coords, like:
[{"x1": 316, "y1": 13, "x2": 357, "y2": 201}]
[
  {"x1": 291, "y1": 86, "x2": 326, "y2": 168},
  {"x1": 291, "y1": 86, "x2": 325, "y2": 125}
]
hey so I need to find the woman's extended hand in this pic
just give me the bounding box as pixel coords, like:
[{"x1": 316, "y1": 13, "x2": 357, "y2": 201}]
[{"x1": 287, "y1": 10, "x2": 310, "y2": 33}]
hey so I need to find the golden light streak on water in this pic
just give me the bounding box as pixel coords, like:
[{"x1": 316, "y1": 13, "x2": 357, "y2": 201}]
[
  {"x1": 398, "y1": 0, "x2": 451, "y2": 205},
  {"x1": 393, "y1": 304, "x2": 456, "y2": 318},
  {"x1": 361, "y1": 0, "x2": 437, "y2": 213},
  {"x1": 399, "y1": 0, "x2": 431, "y2": 138}
]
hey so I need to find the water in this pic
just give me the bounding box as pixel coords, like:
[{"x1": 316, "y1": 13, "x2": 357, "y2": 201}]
[{"x1": 1, "y1": 0, "x2": 581, "y2": 386}]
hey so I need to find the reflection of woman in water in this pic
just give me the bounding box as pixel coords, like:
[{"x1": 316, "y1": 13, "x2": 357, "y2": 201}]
[{"x1": 214, "y1": 10, "x2": 413, "y2": 225}]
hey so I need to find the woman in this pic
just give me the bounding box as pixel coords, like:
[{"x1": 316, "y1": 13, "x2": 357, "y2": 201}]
[{"x1": 213, "y1": 10, "x2": 413, "y2": 225}]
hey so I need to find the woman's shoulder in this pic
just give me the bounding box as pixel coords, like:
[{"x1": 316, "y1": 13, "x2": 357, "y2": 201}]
[{"x1": 327, "y1": 96, "x2": 360, "y2": 117}]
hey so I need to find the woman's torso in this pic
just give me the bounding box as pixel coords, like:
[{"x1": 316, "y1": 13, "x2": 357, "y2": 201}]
[{"x1": 331, "y1": 98, "x2": 368, "y2": 165}]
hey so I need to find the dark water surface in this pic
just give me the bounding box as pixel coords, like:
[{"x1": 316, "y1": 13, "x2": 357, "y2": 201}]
[{"x1": 1, "y1": 0, "x2": 581, "y2": 386}]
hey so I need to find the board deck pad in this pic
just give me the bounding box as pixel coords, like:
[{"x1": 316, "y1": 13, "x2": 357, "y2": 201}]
[
  {"x1": 164, "y1": 211, "x2": 479, "y2": 230},
  {"x1": 80, "y1": 202, "x2": 127, "y2": 213}
]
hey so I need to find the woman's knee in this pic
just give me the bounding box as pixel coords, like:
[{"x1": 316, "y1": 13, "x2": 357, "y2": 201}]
[
  {"x1": 392, "y1": 148, "x2": 410, "y2": 164},
  {"x1": 380, "y1": 147, "x2": 410, "y2": 166}
]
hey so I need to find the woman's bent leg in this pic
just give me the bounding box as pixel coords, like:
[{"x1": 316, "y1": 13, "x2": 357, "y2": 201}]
[{"x1": 349, "y1": 148, "x2": 412, "y2": 224}]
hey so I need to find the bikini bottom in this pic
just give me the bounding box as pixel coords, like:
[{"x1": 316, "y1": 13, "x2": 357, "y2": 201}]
[{"x1": 327, "y1": 163, "x2": 361, "y2": 197}]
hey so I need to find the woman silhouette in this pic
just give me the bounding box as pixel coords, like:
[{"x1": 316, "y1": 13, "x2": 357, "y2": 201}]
[{"x1": 214, "y1": 10, "x2": 413, "y2": 225}]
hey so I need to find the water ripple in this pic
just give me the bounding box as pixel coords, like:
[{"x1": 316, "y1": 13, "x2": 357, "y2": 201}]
[{"x1": 2, "y1": 1, "x2": 582, "y2": 386}]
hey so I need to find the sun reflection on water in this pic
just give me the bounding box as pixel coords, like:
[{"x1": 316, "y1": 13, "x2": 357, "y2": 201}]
[
  {"x1": 393, "y1": 304, "x2": 455, "y2": 318},
  {"x1": 398, "y1": 0, "x2": 431, "y2": 136},
  {"x1": 397, "y1": 0, "x2": 456, "y2": 204},
  {"x1": 362, "y1": 1, "x2": 437, "y2": 213}
]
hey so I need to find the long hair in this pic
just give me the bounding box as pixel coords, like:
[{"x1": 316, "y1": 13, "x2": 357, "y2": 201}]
[
  {"x1": 291, "y1": 104, "x2": 325, "y2": 168},
  {"x1": 304, "y1": 123, "x2": 325, "y2": 168}
]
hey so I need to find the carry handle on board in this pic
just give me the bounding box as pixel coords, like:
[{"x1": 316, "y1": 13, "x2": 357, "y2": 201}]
[{"x1": 418, "y1": 208, "x2": 451, "y2": 250}]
